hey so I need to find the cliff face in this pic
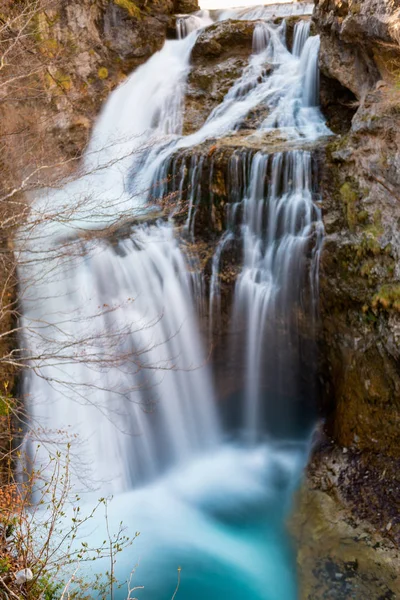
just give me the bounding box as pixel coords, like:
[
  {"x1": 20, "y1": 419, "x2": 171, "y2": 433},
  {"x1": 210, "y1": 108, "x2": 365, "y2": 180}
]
[
  {"x1": 313, "y1": 0, "x2": 400, "y2": 505},
  {"x1": 316, "y1": 0, "x2": 400, "y2": 98},
  {"x1": 291, "y1": 2, "x2": 400, "y2": 597},
  {"x1": 0, "y1": 0, "x2": 198, "y2": 182}
]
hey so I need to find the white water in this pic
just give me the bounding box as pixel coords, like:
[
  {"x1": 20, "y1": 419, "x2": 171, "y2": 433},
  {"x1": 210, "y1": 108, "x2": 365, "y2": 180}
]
[
  {"x1": 18, "y1": 6, "x2": 328, "y2": 596},
  {"x1": 177, "y1": 10, "x2": 213, "y2": 38},
  {"x1": 231, "y1": 150, "x2": 323, "y2": 441},
  {"x1": 20, "y1": 225, "x2": 219, "y2": 491},
  {"x1": 217, "y1": 3, "x2": 314, "y2": 19}
]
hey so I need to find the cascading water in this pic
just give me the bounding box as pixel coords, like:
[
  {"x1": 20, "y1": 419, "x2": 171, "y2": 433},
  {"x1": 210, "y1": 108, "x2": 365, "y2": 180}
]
[
  {"x1": 230, "y1": 150, "x2": 323, "y2": 442},
  {"x1": 18, "y1": 6, "x2": 330, "y2": 598},
  {"x1": 176, "y1": 10, "x2": 213, "y2": 39}
]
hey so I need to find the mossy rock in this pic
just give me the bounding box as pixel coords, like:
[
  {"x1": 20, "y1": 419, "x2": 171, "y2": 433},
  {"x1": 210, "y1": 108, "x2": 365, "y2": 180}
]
[
  {"x1": 114, "y1": 0, "x2": 141, "y2": 19},
  {"x1": 340, "y1": 181, "x2": 360, "y2": 231},
  {"x1": 372, "y1": 284, "x2": 400, "y2": 312}
]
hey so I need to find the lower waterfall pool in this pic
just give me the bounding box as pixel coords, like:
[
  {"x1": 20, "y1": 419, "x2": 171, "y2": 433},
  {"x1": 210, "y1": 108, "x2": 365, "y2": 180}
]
[{"x1": 71, "y1": 442, "x2": 306, "y2": 599}]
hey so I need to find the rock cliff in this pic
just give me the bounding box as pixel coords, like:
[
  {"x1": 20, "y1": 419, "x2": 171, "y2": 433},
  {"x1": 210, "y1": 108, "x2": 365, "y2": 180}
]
[
  {"x1": 290, "y1": 1, "x2": 400, "y2": 597},
  {"x1": 0, "y1": 0, "x2": 198, "y2": 180},
  {"x1": 312, "y1": 0, "x2": 400, "y2": 541}
]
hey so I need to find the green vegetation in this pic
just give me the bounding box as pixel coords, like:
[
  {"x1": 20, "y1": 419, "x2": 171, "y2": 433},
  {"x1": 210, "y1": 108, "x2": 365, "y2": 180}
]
[
  {"x1": 114, "y1": 0, "x2": 141, "y2": 19},
  {"x1": 340, "y1": 180, "x2": 360, "y2": 231},
  {"x1": 372, "y1": 284, "x2": 400, "y2": 312},
  {"x1": 98, "y1": 66, "x2": 109, "y2": 80},
  {"x1": 45, "y1": 70, "x2": 73, "y2": 93}
]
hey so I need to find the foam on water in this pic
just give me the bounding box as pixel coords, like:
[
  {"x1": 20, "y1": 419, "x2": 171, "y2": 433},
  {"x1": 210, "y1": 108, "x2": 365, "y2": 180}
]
[{"x1": 55, "y1": 442, "x2": 306, "y2": 599}]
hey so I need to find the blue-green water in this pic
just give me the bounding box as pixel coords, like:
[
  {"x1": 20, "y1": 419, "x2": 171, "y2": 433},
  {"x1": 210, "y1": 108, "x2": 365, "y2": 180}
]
[{"x1": 73, "y1": 443, "x2": 305, "y2": 599}]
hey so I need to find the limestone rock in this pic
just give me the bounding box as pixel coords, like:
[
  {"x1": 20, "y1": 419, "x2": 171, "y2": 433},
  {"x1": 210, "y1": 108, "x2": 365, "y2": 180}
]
[
  {"x1": 314, "y1": 0, "x2": 400, "y2": 98},
  {"x1": 313, "y1": 0, "x2": 400, "y2": 460},
  {"x1": 5, "y1": 0, "x2": 180, "y2": 168},
  {"x1": 184, "y1": 17, "x2": 305, "y2": 134},
  {"x1": 290, "y1": 446, "x2": 400, "y2": 599}
]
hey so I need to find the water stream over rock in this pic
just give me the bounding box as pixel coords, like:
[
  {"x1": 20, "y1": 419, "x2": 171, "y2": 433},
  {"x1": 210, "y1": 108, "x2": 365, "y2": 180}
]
[{"x1": 18, "y1": 3, "x2": 329, "y2": 596}]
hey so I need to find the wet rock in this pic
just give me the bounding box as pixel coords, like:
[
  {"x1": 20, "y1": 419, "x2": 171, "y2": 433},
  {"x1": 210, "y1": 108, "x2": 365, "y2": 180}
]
[
  {"x1": 184, "y1": 57, "x2": 248, "y2": 134},
  {"x1": 184, "y1": 20, "x2": 257, "y2": 132},
  {"x1": 317, "y1": 84, "x2": 400, "y2": 459},
  {"x1": 191, "y1": 20, "x2": 256, "y2": 62},
  {"x1": 312, "y1": 0, "x2": 400, "y2": 463},
  {"x1": 290, "y1": 439, "x2": 400, "y2": 600},
  {"x1": 184, "y1": 17, "x2": 308, "y2": 134}
]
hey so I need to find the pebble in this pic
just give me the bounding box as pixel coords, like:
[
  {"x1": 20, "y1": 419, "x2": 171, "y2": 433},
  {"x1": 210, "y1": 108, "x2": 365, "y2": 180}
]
[{"x1": 15, "y1": 568, "x2": 33, "y2": 585}]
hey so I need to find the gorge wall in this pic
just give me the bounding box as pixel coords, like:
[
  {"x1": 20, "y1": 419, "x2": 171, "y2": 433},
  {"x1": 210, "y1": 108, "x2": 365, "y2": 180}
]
[
  {"x1": 289, "y1": 2, "x2": 400, "y2": 597},
  {"x1": 311, "y1": 0, "x2": 400, "y2": 543}
]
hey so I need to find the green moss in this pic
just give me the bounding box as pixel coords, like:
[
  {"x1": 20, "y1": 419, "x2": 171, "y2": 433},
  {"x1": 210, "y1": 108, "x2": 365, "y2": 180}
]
[
  {"x1": 56, "y1": 71, "x2": 72, "y2": 91},
  {"x1": 373, "y1": 209, "x2": 383, "y2": 230},
  {"x1": 98, "y1": 67, "x2": 109, "y2": 80},
  {"x1": 327, "y1": 134, "x2": 350, "y2": 155},
  {"x1": 45, "y1": 71, "x2": 72, "y2": 93},
  {"x1": 114, "y1": 0, "x2": 141, "y2": 19},
  {"x1": 358, "y1": 210, "x2": 369, "y2": 224},
  {"x1": 0, "y1": 381, "x2": 12, "y2": 417},
  {"x1": 0, "y1": 557, "x2": 11, "y2": 574},
  {"x1": 357, "y1": 232, "x2": 381, "y2": 258},
  {"x1": 373, "y1": 47, "x2": 400, "y2": 85},
  {"x1": 363, "y1": 308, "x2": 378, "y2": 324},
  {"x1": 340, "y1": 181, "x2": 359, "y2": 230},
  {"x1": 360, "y1": 260, "x2": 375, "y2": 278},
  {"x1": 372, "y1": 284, "x2": 400, "y2": 312},
  {"x1": 39, "y1": 38, "x2": 60, "y2": 58},
  {"x1": 0, "y1": 397, "x2": 9, "y2": 417}
]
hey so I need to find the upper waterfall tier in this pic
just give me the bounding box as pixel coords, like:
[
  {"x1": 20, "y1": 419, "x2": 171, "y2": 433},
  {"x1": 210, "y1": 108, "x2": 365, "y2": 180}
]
[{"x1": 18, "y1": 9, "x2": 327, "y2": 246}]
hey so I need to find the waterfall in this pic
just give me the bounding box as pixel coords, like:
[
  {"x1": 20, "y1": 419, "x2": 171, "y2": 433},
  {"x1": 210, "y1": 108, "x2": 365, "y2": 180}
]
[
  {"x1": 176, "y1": 10, "x2": 213, "y2": 39},
  {"x1": 17, "y1": 7, "x2": 330, "y2": 597},
  {"x1": 18, "y1": 0, "x2": 328, "y2": 492},
  {"x1": 20, "y1": 224, "x2": 219, "y2": 491},
  {"x1": 231, "y1": 150, "x2": 323, "y2": 441},
  {"x1": 218, "y1": 3, "x2": 314, "y2": 21},
  {"x1": 292, "y1": 20, "x2": 311, "y2": 57}
]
